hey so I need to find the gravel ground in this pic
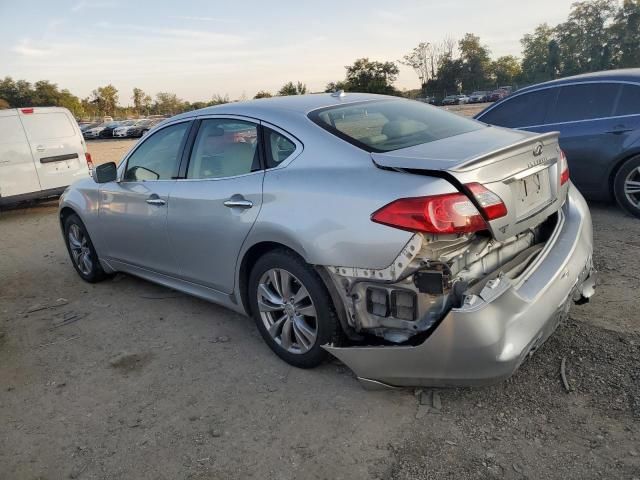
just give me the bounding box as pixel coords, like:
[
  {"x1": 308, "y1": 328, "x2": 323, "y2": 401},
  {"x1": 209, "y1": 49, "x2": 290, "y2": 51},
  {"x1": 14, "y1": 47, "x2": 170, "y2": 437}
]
[{"x1": 1, "y1": 129, "x2": 639, "y2": 479}]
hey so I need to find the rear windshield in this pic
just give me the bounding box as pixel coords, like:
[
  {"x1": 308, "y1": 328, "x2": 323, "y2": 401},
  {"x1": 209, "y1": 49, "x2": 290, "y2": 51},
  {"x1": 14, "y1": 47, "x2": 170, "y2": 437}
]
[{"x1": 308, "y1": 99, "x2": 482, "y2": 153}]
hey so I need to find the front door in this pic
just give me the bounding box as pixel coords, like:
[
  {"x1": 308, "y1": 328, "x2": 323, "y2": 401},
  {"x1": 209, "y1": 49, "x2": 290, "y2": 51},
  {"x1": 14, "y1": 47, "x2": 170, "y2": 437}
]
[
  {"x1": 98, "y1": 121, "x2": 192, "y2": 275},
  {"x1": 168, "y1": 118, "x2": 264, "y2": 293}
]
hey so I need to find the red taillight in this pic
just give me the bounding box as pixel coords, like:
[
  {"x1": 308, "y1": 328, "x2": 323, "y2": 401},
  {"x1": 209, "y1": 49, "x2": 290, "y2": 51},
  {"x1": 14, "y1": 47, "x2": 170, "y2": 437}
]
[
  {"x1": 559, "y1": 149, "x2": 570, "y2": 186},
  {"x1": 85, "y1": 152, "x2": 94, "y2": 176},
  {"x1": 371, "y1": 183, "x2": 507, "y2": 234},
  {"x1": 21, "y1": 108, "x2": 34, "y2": 114}
]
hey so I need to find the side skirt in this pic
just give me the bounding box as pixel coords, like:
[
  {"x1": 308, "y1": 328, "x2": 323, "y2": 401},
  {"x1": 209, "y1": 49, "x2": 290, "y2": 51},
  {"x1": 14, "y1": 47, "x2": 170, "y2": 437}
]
[{"x1": 106, "y1": 259, "x2": 248, "y2": 316}]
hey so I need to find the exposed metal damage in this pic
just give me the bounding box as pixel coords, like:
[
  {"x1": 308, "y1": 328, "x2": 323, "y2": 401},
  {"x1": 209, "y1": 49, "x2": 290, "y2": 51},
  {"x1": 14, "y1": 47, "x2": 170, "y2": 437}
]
[{"x1": 325, "y1": 218, "x2": 556, "y2": 344}]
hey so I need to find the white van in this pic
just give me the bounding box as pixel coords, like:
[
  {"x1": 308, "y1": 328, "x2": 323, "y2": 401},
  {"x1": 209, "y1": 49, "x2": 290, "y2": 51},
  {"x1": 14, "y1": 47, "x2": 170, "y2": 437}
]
[{"x1": 0, "y1": 107, "x2": 91, "y2": 207}]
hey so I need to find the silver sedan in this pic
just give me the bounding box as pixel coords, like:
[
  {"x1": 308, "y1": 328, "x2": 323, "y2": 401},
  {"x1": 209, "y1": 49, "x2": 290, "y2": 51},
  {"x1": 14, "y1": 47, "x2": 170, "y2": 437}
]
[{"x1": 59, "y1": 93, "x2": 596, "y2": 388}]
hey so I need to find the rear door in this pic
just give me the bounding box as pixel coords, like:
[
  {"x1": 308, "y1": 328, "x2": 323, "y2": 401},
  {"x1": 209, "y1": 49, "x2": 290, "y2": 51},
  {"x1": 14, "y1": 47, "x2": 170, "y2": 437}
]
[
  {"x1": 167, "y1": 117, "x2": 265, "y2": 293},
  {"x1": 0, "y1": 109, "x2": 40, "y2": 198},
  {"x1": 18, "y1": 108, "x2": 87, "y2": 191},
  {"x1": 531, "y1": 82, "x2": 622, "y2": 196}
]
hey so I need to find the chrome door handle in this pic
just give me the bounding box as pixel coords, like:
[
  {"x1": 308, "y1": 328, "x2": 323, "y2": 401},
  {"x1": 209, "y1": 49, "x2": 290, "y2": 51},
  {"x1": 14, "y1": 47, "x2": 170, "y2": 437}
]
[
  {"x1": 146, "y1": 196, "x2": 166, "y2": 206},
  {"x1": 224, "y1": 199, "x2": 253, "y2": 209},
  {"x1": 35, "y1": 145, "x2": 45, "y2": 152}
]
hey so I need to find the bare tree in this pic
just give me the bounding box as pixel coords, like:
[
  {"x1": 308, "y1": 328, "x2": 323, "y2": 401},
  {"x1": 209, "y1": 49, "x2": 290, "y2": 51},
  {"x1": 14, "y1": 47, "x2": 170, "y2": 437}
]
[{"x1": 400, "y1": 42, "x2": 433, "y2": 86}]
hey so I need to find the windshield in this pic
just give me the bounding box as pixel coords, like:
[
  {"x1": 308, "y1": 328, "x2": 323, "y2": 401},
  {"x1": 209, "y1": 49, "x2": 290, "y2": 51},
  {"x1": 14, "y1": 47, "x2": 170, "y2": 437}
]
[{"x1": 308, "y1": 99, "x2": 483, "y2": 153}]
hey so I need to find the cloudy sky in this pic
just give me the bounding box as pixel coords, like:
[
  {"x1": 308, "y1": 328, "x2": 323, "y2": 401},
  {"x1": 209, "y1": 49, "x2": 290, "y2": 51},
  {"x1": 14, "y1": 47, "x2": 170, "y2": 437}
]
[{"x1": 0, "y1": 0, "x2": 573, "y2": 103}]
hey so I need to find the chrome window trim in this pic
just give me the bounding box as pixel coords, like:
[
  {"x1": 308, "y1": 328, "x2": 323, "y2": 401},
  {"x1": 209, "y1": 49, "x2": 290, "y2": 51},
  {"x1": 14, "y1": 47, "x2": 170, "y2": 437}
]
[
  {"x1": 117, "y1": 118, "x2": 193, "y2": 182},
  {"x1": 513, "y1": 112, "x2": 640, "y2": 130},
  {"x1": 476, "y1": 79, "x2": 640, "y2": 125}
]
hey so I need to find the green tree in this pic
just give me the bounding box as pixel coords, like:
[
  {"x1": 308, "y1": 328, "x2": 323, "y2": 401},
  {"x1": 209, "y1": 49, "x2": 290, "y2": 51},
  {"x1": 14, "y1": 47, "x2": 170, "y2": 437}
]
[
  {"x1": 491, "y1": 55, "x2": 522, "y2": 86},
  {"x1": 609, "y1": 0, "x2": 640, "y2": 68},
  {"x1": 58, "y1": 89, "x2": 83, "y2": 117},
  {"x1": 278, "y1": 81, "x2": 307, "y2": 96},
  {"x1": 458, "y1": 33, "x2": 492, "y2": 91},
  {"x1": 425, "y1": 54, "x2": 463, "y2": 97},
  {"x1": 209, "y1": 94, "x2": 229, "y2": 105},
  {"x1": 344, "y1": 58, "x2": 399, "y2": 95},
  {"x1": 91, "y1": 84, "x2": 119, "y2": 116},
  {"x1": 555, "y1": 0, "x2": 617, "y2": 75},
  {"x1": 32, "y1": 80, "x2": 61, "y2": 106},
  {"x1": 0, "y1": 77, "x2": 34, "y2": 107},
  {"x1": 132, "y1": 88, "x2": 145, "y2": 114},
  {"x1": 153, "y1": 92, "x2": 184, "y2": 114},
  {"x1": 324, "y1": 81, "x2": 348, "y2": 93},
  {"x1": 520, "y1": 24, "x2": 556, "y2": 84},
  {"x1": 254, "y1": 90, "x2": 272, "y2": 99}
]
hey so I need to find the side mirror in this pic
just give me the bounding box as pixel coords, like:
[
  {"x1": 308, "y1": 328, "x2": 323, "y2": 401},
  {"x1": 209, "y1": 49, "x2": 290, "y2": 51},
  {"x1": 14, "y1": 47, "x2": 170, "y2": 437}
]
[{"x1": 94, "y1": 162, "x2": 118, "y2": 183}]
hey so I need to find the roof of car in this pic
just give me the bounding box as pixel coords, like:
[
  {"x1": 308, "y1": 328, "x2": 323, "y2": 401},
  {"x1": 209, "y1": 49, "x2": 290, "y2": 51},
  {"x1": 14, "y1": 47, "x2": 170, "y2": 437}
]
[
  {"x1": 170, "y1": 92, "x2": 397, "y2": 122},
  {"x1": 516, "y1": 68, "x2": 640, "y2": 94}
]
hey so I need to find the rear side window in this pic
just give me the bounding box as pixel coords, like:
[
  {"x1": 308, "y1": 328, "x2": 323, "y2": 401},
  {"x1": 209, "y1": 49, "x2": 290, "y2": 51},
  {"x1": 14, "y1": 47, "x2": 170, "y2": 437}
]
[
  {"x1": 124, "y1": 122, "x2": 190, "y2": 181},
  {"x1": 20, "y1": 112, "x2": 76, "y2": 141},
  {"x1": 186, "y1": 119, "x2": 259, "y2": 179},
  {"x1": 479, "y1": 89, "x2": 554, "y2": 128},
  {"x1": 264, "y1": 128, "x2": 296, "y2": 167},
  {"x1": 549, "y1": 83, "x2": 619, "y2": 123},
  {"x1": 309, "y1": 99, "x2": 482, "y2": 153},
  {"x1": 0, "y1": 116, "x2": 27, "y2": 144},
  {"x1": 615, "y1": 84, "x2": 640, "y2": 116}
]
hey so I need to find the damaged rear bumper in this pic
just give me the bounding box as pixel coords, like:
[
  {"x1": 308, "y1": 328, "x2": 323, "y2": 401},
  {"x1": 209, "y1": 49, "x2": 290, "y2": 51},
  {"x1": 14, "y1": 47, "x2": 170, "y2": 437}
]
[{"x1": 324, "y1": 185, "x2": 595, "y2": 388}]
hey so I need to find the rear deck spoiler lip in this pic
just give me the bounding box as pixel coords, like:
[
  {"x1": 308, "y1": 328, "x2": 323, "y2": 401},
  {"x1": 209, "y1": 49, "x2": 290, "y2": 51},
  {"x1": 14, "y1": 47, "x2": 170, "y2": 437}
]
[{"x1": 370, "y1": 130, "x2": 561, "y2": 173}]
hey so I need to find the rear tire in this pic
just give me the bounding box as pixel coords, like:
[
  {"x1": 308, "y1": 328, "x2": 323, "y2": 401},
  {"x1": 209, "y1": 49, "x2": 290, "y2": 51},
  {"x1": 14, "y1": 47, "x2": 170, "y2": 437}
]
[
  {"x1": 63, "y1": 214, "x2": 110, "y2": 283},
  {"x1": 613, "y1": 155, "x2": 640, "y2": 219},
  {"x1": 248, "y1": 249, "x2": 341, "y2": 368}
]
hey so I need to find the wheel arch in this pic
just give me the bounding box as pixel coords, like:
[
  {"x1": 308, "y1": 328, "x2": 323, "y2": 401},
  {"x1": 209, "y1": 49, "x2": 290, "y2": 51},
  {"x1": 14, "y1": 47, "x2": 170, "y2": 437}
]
[
  {"x1": 236, "y1": 240, "x2": 356, "y2": 341},
  {"x1": 608, "y1": 148, "x2": 640, "y2": 199},
  {"x1": 237, "y1": 241, "x2": 306, "y2": 317}
]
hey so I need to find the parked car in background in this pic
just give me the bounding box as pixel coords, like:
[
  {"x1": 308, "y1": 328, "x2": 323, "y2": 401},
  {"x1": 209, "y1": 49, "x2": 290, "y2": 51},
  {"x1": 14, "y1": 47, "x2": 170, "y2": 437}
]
[
  {"x1": 99, "y1": 120, "x2": 133, "y2": 139},
  {"x1": 475, "y1": 69, "x2": 640, "y2": 218},
  {"x1": 59, "y1": 93, "x2": 595, "y2": 387},
  {"x1": 0, "y1": 107, "x2": 91, "y2": 206},
  {"x1": 114, "y1": 118, "x2": 162, "y2": 138},
  {"x1": 469, "y1": 91, "x2": 488, "y2": 103},
  {"x1": 442, "y1": 95, "x2": 460, "y2": 105},
  {"x1": 79, "y1": 121, "x2": 101, "y2": 133},
  {"x1": 456, "y1": 94, "x2": 470, "y2": 104},
  {"x1": 487, "y1": 89, "x2": 509, "y2": 102},
  {"x1": 83, "y1": 123, "x2": 107, "y2": 139}
]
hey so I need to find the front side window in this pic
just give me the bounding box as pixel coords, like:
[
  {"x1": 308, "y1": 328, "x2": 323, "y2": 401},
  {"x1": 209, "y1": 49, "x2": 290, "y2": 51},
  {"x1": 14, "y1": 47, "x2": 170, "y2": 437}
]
[
  {"x1": 186, "y1": 119, "x2": 259, "y2": 179},
  {"x1": 615, "y1": 84, "x2": 640, "y2": 116},
  {"x1": 124, "y1": 121, "x2": 190, "y2": 181},
  {"x1": 479, "y1": 89, "x2": 554, "y2": 128},
  {"x1": 548, "y1": 83, "x2": 619, "y2": 123},
  {"x1": 309, "y1": 99, "x2": 482, "y2": 153},
  {"x1": 264, "y1": 128, "x2": 296, "y2": 167}
]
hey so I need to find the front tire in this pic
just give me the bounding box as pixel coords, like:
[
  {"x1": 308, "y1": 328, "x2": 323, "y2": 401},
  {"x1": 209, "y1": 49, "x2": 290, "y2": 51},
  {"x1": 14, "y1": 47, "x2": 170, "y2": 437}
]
[
  {"x1": 613, "y1": 155, "x2": 640, "y2": 219},
  {"x1": 248, "y1": 250, "x2": 341, "y2": 368},
  {"x1": 63, "y1": 214, "x2": 109, "y2": 283}
]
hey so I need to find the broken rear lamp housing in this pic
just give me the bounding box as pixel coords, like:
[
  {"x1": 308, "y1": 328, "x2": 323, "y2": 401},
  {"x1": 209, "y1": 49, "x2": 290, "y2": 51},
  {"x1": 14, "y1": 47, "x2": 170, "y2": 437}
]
[
  {"x1": 559, "y1": 149, "x2": 570, "y2": 186},
  {"x1": 371, "y1": 183, "x2": 507, "y2": 234}
]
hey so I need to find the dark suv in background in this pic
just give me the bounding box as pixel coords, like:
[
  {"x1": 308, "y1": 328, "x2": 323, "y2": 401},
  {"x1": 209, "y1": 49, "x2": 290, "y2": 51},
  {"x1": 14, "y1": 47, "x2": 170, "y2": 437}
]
[{"x1": 475, "y1": 69, "x2": 640, "y2": 218}]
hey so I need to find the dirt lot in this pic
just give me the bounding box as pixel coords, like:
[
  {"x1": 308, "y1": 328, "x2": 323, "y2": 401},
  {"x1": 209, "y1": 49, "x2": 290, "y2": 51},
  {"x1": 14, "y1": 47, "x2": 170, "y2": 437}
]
[{"x1": 1, "y1": 134, "x2": 640, "y2": 479}]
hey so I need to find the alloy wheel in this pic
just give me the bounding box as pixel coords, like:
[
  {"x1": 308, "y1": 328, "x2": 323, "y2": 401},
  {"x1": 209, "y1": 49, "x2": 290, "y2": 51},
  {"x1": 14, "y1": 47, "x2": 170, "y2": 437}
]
[
  {"x1": 68, "y1": 224, "x2": 93, "y2": 276},
  {"x1": 257, "y1": 268, "x2": 318, "y2": 354},
  {"x1": 624, "y1": 166, "x2": 640, "y2": 208}
]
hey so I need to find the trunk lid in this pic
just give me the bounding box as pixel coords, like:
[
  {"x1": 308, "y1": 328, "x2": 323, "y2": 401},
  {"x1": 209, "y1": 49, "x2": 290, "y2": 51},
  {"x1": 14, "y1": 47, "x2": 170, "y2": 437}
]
[{"x1": 371, "y1": 126, "x2": 568, "y2": 241}]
